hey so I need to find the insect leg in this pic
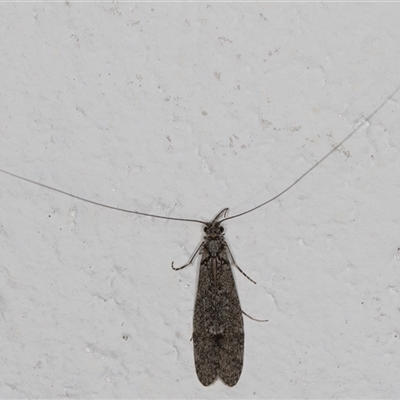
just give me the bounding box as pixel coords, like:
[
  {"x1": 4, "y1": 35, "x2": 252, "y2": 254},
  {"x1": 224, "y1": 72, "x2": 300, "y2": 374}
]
[
  {"x1": 225, "y1": 244, "x2": 257, "y2": 284},
  {"x1": 225, "y1": 244, "x2": 268, "y2": 322},
  {"x1": 171, "y1": 241, "x2": 204, "y2": 271},
  {"x1": 242, "y1": 310, "x2": 269, "y2": 323}
]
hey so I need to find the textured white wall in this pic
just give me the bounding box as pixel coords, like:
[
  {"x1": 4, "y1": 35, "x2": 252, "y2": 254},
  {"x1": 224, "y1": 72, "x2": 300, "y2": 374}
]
[{"x1": 1, "y1": 2, "x2": 400, "y2": 398}]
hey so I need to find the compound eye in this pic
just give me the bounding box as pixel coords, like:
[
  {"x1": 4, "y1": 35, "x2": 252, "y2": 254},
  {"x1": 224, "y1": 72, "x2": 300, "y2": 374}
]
[
  {"x1": 219, "y1": 227, "x2": 224, "y2": 233},
  {"x1": 204, "y1": 227, "x2": 208, "y2": 233}
]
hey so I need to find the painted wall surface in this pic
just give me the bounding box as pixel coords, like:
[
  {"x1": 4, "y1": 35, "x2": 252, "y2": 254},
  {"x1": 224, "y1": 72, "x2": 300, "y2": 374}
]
[{"x1": 1, "y1": 2, "x2": 400, "y2": 398}]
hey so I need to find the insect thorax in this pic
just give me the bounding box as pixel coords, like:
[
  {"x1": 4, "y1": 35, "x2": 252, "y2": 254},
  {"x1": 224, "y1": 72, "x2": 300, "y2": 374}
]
[
  {"x1": 203, "y1": 221, "x2": 225, "y2": 257},
  {"x1": 207, "y1": 239, "x2": 222, "y2": 257}
]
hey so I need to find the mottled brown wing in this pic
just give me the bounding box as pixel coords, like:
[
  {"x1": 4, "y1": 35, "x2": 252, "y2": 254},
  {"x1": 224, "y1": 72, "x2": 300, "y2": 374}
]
[
  {"x1": 215, "y1": 250, "x2": 244, "y2": 386},
  {"x1": 193, "y1": 247, "x2": 244, "y2": 387},
  {"x1": 193, "y1": 250, "x2": 219, "y2": 386}
]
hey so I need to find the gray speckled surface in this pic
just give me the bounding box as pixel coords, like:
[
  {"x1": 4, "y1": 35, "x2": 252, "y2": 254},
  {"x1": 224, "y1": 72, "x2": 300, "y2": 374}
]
[{"x1": 1, "y1": 2, "x2": 400, "y2": 398}]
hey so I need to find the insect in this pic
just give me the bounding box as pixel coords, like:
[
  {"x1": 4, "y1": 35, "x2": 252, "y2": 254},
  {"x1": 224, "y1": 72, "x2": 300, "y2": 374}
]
[
  {"x1": 0, "y1": 85, "x2": 398, "y2": 386},
  {"x1": 171, "y1": 207, "x2": 261, "y2": 386}
]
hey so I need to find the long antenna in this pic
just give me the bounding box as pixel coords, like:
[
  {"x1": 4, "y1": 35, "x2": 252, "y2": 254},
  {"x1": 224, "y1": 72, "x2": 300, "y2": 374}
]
[
  {"x1": 0, "y1": 168, "x2": 206, "y2": 225},
  {"x1": 1, "y1": 87, "x2": 398, "y2": 226},
  {"x1": 221, "y1": 85, "x2": 400, "y2": 223}
]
